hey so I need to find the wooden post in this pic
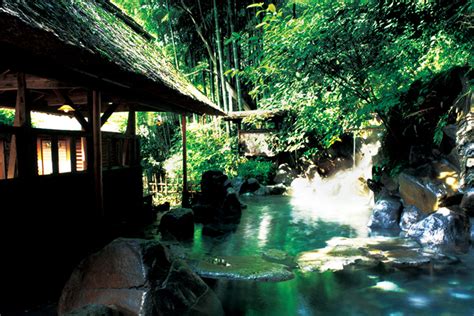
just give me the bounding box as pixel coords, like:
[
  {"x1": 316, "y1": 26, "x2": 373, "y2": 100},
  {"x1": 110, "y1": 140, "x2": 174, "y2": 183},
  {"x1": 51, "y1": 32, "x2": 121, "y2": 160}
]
[
  {"x1": 0, "y1": 140, "x2": 5, "y2": 179},
  {"x1": 122, "y1": 110, "x2": 135, "y2": 166},
  {"x1": 181, "y1": 114, "x2": 190, "y2": 207},
  {"x1": 51, "y1": 136, "x2": 59, "y2": 174},
  {"x1": 70, "y1": 137, "x2": 77, "y2": 173},
  {"x1": 86, "y1": 91, "x2": 94, "y2": 171},
  {"x1": 7, "y1": 72, "x2": 34, "y2": 178},
  {"x1": 92, "y1": 90, "x2": 104, "y2": 216}
]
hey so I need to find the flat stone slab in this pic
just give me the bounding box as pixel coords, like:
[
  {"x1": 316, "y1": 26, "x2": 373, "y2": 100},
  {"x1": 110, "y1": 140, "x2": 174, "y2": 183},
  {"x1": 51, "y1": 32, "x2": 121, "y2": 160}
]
[
  {"x1": 297, "y1": 237, "x2": 458, "y2": 273},
  {"x1": 187, "y1": 255, "x2": 294, "y2": 282}
]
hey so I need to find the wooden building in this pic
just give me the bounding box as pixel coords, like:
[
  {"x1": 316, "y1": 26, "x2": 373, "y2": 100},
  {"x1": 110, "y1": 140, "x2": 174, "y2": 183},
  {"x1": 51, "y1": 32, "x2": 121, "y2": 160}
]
[
  {"x1": 0, "y1": 0, "x2": 223, "y2": 311},
  {"x1": 224, "y1": 110, "x2": 285, "y2": 157}
]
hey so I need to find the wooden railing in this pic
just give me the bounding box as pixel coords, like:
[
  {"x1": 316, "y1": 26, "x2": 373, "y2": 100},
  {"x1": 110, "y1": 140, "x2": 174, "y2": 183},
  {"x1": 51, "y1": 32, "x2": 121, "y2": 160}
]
[
  {"x1": 143, "y1": 172, "x2": 199, "y2": 204},
  {"x1": 0, "y1": 125, "x2": 139, "y2": 180}
]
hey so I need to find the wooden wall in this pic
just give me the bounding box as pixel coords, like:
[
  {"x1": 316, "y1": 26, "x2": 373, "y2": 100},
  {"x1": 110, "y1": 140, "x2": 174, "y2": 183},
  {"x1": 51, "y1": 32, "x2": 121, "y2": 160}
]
[{"x1": 0, "y1": 166, "x2": 144, "y2": 311}]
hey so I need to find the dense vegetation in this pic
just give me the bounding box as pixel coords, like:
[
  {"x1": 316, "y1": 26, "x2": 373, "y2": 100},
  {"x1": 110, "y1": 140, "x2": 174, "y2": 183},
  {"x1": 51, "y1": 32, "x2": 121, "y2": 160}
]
[{"x1": 113, "y1": 0, "x2": 472, "y2": 197}]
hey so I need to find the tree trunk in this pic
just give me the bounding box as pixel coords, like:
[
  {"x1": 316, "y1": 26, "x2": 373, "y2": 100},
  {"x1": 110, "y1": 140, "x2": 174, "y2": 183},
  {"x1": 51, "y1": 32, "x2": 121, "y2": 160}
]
[
  {"x1": 179, "y1": 0, "x2": 253, "y2": 110},
  {"x1": 166, "y1": 0, "x2": 179, "y2": 69},
  {"x1": 227, "y1": 0, "x2": 243, "y2": 111},
  {"x1": 213, "y1": 0, "x2": 228, "y2": 113}
]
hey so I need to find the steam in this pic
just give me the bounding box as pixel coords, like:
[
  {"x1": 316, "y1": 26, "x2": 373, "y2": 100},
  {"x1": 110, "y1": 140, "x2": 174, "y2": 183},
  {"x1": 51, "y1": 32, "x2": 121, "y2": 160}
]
[{"x1": 289, "y1": 139, "x2": 381, "y2": 237}]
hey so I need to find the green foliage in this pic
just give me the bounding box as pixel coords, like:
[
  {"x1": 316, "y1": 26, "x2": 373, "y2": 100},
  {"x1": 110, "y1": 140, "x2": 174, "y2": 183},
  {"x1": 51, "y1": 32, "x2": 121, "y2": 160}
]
[
  {"x1": 433, "y1": 113, "x2": 449, "y2": 146},
  {"x1": 163, "y1": 121, "x2": 275, "y2": 186},
  {"x1": 114, "y1": 0, "x2": 472, "y2": 184},
  {"x1": 240, "y1": 0, "x2": 471, "y2": 158},
  {"x1": 164, "y1": 122, "x2": 243, "y2": 184},
  {"x1": 237, "y1": 158, "x2": 274, "y2": 184},
  {"x1": 137, "y1": 112, "x2": 179, "y2": 173},
  {"x1": 0, "y1": 108, "x2": 14, "y2": 126}
]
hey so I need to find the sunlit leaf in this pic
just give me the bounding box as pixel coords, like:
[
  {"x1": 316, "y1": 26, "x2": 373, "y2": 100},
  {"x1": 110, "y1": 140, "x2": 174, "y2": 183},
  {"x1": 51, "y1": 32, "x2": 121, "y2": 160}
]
[
  {"x1": 247, "y1": 3, "x2": 264, "y2": 9},
  {"x1": 268, "y1": 4, "x2": 276, "y2": 13}
]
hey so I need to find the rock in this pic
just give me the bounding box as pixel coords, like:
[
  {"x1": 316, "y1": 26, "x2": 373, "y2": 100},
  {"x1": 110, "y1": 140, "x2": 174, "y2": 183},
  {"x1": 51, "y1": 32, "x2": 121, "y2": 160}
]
[
  {"x1": 407, "y1": 206, "x2": 471, "y2": 252},
  {"x1": 201, "y1": 170, "x2": 229, "y2": 203},
  {"x1": 447, "y1": 147, "x2": 461, "y2": 171},
  {"x1": 409, "y1": 145, "x2": 430, "y2": 166},
  {"x1": 159, "y1": 208, "x2": 194, "y2": 241},
  {"x1": 380, "y1": 172, "x2": 399, "y2": 192},
  {"x1": 400, "y1": 205, "x2": 426, "y2": 231},
  {"x1": 64, "y1": 304, "x2": 123, "y2": 316},
  {"x1": 221, "y1": 191, "x2": 242, "y2": 221},
  {"x1": 367, "y1": 196, "x2": 402, "y2": 230},
  {"x1": 440, "y1": 124, "x2": 457, "y2": 154},
  {"x1": 192, "y1": 171, "x2": 242, "y2": 225},
  {"x1": 240, "y1": 178, "x2": 261, "y2": 194},
  {"x1": 296, "y1": 236, "x2": 457, "y2": 273},
  {"x1": 187, "y1": 255, "x2": 294, "y2": 282},
  {"x1": 58, "y1": 238, "x2": 223, "y2": 316},
  {"x1": 253, "y1": 185, "x2": 270, "y2": 196},
  {"x1": 267, "y1": 183, "x2": 287, "y2": 195},
  {"x1": 273, "y1": 163, "x2": 298, "y2": 186},
  {"x1": 457, "y1": 106, "x2": 474, "y2": 190},
  {"x1": 399, "y1": 172, "x2": 438, "y2": 213},
  {"x1": 367, "y1": 179, "x2": 383, "y2": 194},
  {"x1": 154, "y1": 202, "x2": 170, "y2": 213},
  {"x1": 399, "y1": 161, "x2": 460, "y2": 214},
  {"x1": 304, "y1": 164, "x2": 320, "y2": 180},
  {"x1": 230, "y1": 177, "x2": 245, "y2": 194},
  {"x1": 461, "y1": 188, "x2": 474, "y2": 216},
  {"x1": 262, "y1": 249, "x2": 296, "y2": 268}
]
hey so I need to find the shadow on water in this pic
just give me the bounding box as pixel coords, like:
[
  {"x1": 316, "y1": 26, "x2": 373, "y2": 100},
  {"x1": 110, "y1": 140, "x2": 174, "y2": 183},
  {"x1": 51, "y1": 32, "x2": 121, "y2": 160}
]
[{"x1": 191, "y1": 195, "x2": 358, "y2": 257}]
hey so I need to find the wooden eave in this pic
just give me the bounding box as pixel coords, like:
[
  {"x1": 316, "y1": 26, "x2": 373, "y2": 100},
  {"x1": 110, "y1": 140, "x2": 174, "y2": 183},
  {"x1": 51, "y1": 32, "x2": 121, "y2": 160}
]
[
  {"x1": 0, "y1": 10, "x2": 224, "y2": 116},
  {"x1": 223, "y1": 110, "x2": 286, "y2": 122}
]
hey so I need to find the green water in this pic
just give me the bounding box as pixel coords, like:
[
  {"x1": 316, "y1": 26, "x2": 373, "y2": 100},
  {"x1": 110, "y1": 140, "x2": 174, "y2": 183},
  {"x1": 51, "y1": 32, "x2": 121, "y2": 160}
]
[{"x1": 189, "y1": 195, "x2": 474, "y2": 316}]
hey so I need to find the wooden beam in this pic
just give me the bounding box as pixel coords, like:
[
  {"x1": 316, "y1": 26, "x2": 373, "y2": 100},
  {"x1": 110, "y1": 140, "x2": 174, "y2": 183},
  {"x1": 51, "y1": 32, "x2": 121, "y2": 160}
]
[
  {"x1": 92, "y1": 90, "x2": 104, "y2": 216},
  {"x1": 100, "y1": 103, "x2": 119, "y2": 127},
  {"x1": 54, "y1": 90, "x2": 90, "y2": 131},
  {"x1": 181, "y1": 115, "x2": 190, "y2": 207},
  {"x1": 0, "y1": 73, "x2": 80, "y2": 91},
  {"x1": 0, "y1": 140, "x2": 5, "y2": 180}
]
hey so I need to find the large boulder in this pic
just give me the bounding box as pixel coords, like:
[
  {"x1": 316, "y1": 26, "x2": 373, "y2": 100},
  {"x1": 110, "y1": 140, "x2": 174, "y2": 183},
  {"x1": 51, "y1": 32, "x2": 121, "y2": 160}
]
[
  {"x1": 187, "y1": 255, "x2": 294, "y2": 282},
  {"x1": 399, "y1": 205, "x2": 426, "y2": 231},
  {"x1": 273, "y1": 163, "x2": 298, "y2": 186},
  {"x1": 192, "y1": 170, "x2": 242, "y2": 224},
  {"x1": 407, "y1": 206, "x2": 471, "y2": 252},
  {"x1": 64, "y1": 304, "x2": 123, "y2": 316},
  {"x1": 230, "y1": 177, "x2": 245, "y2": 194},
  {"x1": 58, "y1": 238, "x2": 223, "y2": 316},
  {"x1": 239, "y1": 178, "x2": 261, "y2": 194},
  {"x1": 159, "y1": 208, "x2": 194, "y2": 241},
  {"x1": 367, "y1": 196, "x2": 402, "y2": 230},
  {"x1": 200, "y1": 170, "x2": 229, "y2": 204},
  {"x1": 461, "y1": 188, "x2": 474, "y2": 216},
  {"x1": 297, "y1": 237, "x2": 457, "y2": 273},
  {"x1": 398, "y1": 160, "x2": 460, "y2": 214}
]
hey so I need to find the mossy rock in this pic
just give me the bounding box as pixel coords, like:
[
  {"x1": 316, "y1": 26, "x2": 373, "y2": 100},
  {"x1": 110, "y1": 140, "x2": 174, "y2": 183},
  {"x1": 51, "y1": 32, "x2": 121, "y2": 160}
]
[{"x1": 187, "y1": 255, "x2": 294, "y2": 282}]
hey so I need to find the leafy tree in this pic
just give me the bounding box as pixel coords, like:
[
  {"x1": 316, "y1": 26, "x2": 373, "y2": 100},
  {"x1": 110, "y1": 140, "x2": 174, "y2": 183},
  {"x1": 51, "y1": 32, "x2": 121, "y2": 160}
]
[
  {"x1": 0, "y1": 108, "x2": 14, "y2": 126},
  {"x1": 241, "y1": 1, "x2": 471, "y2": 157}
]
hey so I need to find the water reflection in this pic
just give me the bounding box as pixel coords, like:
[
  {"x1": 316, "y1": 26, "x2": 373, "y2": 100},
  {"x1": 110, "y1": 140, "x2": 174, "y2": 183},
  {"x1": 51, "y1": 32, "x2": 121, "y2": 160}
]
[{"x1": 187, "y1": 138, "x2": 474, "y2": 315}]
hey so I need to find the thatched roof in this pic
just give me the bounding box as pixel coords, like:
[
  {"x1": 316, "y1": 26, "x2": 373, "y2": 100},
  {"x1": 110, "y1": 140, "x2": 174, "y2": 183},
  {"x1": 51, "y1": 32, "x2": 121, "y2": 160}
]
[
  {"x1": 0, "y1": 0, "x2": 224, "y2": 115},
  {"x1": 223, "y1": 110, "x2": 286, "y2": 122}
]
